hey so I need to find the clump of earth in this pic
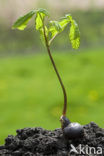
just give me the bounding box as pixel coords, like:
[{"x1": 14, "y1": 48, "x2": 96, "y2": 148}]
[{"x1": 0, "y1": 122, "x2": 104, "y2": 156}]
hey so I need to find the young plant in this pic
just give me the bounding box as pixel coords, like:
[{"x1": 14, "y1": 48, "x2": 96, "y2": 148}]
[{"x1": 12, "y1": 9, "x2": 83, "y2": 138}]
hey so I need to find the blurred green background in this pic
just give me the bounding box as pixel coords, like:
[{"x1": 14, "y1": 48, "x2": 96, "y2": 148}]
[{"x1": 0, "y1": 0, "x2": 104, "y2": 144}]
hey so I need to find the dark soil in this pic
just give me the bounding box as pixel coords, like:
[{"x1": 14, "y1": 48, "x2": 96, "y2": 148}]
[{"x1": 0, "y1": 122, "x2": 104, "y2": 156}]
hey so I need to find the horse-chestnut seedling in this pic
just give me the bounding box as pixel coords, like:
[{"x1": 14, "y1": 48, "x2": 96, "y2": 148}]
[{"x1": 12, "y1": 8, "x2": 83, "y2": 139}]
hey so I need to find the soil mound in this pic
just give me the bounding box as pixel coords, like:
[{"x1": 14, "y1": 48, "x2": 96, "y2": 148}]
[{"x1": 0, "y1": 122, "x2": 104, "y2": 156}]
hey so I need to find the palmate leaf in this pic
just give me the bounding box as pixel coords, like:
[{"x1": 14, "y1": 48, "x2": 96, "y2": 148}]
[
  {"x1": 12, "y1": 8, "x2": 80, "y2": 49},
  {"x1": 12, "y1": 8, "x2": 49, "y2": 31},
  {"x1": 49, "y1": 14, "x2": 80, "y2": 49},
  {"x1": 49, "y1": 14, "x2": 72, "y2": 44},
  {"x1": 61, "y1": 14, "x2": 80, "y2": 49},
  {"x1": 12, "y1": 10, "x2": 36, "y2": 30},
  {"x1": 69, "y1": 20, "x2": 80, "y2": 49},
  {"x1": 49, "y1": 14, "x2": 72, "y2": 36}
]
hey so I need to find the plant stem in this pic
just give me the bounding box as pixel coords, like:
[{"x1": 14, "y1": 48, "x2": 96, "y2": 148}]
[
  {"x1": 49, "y1": 33, "x2": 58, "y2": 45},
  {"x1": 43, "y1": 24, "x2": 67, "y2": 116}
]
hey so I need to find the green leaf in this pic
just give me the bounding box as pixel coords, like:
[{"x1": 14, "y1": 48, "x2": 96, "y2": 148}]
[
  {"x1": 49, "y1": 26, "x2": 58, "y2": 38},
  {"x1": 37, "y1": 8, "x2": 49, "y2": 17},
  {"x1": 35, "y1": 9, "x2": 49, "y2": 31},
  {"x1": 50, "y1": 21, "x2": 62, "y2": 32},
  {"x1": 49, "y1": 21, "x2": 62, "y2": 39},
  {"x1": 65, "y1": 14, "x2": 72, "y2": 21},
  {"x1": 35, "y1": 13, "x2": 43, "y2": 30},
  {"x1": 60, "y1": 14, "x2": 80, "y2": 49},
  {"x1": 39, "y1": 26, "x2": 48, "y2": 45},
  {"x1": 34, "y1": 9, "x2": 49, "y2": 45},
  {"x1": 49, "y1": 14, "x2": 73, "y2": 44},
  {"x1": 59, "y1": 18, "x2": 69, "y2": 30},
  {"x1": 48, "y1": 13, "x2": 80, "y2": 48},
  {"x1": 59, "y1": 14, "x2": 72, "y2": 30},
  {"x1": 69, "y1": 20, "x2": 80, "y2": 49},
  {"x1": 12, "y1": 10, "x2": 36, "y2": 30}
]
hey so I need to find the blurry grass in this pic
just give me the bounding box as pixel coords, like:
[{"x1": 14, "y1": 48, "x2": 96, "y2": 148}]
[{"x1": 0, "y1": 48, "x2": 104, "y2": 144}]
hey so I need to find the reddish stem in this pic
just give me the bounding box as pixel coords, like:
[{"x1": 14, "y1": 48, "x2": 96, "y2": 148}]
[{"x1": 43, "y1": 22, "x2": 67, "y2": 116}]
